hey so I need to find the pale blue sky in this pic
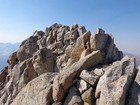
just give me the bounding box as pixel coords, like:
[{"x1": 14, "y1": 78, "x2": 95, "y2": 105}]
[{"x1": 0, "y1": 0, "x2": 140, "y2": 55}]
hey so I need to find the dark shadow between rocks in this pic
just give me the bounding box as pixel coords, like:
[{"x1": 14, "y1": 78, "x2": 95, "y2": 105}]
[{"x1": 126, "y1": 81, "x2": 140, "y2": 105}]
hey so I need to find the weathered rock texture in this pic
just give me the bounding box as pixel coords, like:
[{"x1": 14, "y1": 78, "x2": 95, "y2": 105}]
[{"x1": 0, "y1": 23, "x2": 139, "y2": 105}]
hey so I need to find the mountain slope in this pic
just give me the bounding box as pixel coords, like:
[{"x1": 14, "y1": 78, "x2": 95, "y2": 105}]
[{"x1": 0, "y1": 23, "x2": 139, "y2": 105}]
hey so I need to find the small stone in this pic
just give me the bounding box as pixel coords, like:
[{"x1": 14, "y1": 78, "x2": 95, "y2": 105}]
[
  {"x1": 80, "y1": 70, "x2": 99, "y2": 86},
  {"x1": 92, "y1": 68, "x2": 104, "y2": 76},
  {"x1": 77, "y1": 79, "x2": 89, "y2": 94},
  {"x1": 81, "y1": 87, "x2": 94, "y2": 104}
]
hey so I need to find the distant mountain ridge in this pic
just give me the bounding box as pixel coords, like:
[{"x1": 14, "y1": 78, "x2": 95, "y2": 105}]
[{"x1": 0, "y1": 42, "x2": 19, "y2": 70}]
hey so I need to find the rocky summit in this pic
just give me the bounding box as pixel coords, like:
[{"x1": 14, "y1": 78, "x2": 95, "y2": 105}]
[{"x1": 0, "y1": 23, "x2": 139, "y2": 105}]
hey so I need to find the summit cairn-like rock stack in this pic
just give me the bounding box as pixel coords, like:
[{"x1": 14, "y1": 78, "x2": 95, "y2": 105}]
[{"x1": 0, "y1": 23, "x2": 139, "y2": 105}]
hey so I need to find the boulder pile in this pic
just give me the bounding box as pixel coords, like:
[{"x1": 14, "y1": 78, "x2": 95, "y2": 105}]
[{"x1": 0, "y1": 23, "x2": 139, "y2": 105}]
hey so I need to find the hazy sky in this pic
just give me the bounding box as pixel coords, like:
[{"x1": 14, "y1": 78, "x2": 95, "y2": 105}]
[{"x1": 0, "y1": 0, "x2": 140, "y2": 55}]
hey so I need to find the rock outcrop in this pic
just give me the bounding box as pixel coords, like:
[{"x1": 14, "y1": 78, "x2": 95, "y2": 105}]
[{"x1": 0, "y1": 23, "x2": 139, "y2": 105}]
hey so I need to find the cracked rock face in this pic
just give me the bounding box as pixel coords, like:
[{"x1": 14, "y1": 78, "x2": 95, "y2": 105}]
[{"x1": 0, "y1": 23, "x2": 138, "y2": 105}]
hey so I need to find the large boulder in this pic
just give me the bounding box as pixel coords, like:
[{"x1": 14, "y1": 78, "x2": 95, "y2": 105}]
[
  {"x1": 90, "y1": 28, "x2": 108, "y2": 51},
  {"x1": 18, "y1": 59, "x2": 37, "y2": 91},
  {"x1": 95, "y1": 56, "x2": 136, "y2": 105},
  {"x1": 90, "y1": 28, "x2": 123, "y2": 63},
  {"x1": 10, "y1": 58, "x2": 36, "y2": 86},
  {"x1": 32, "y1": 47, "x2": 55, "y2": 75},
  {"x1": 0, "y1": 58, "x2": 37, "y2": 105},
  {"x1": 17, "y1": 36, "x2": 39, "y2": 62},
  {"x1": 11, "y1": 73, "x2": 57, "y2": 105},
  {"x1": 69, "y1": 31, "x2": 91, "y2": 65},
  {"x1": 103, "y1": 36, "x2": 123, "y2": 63}
]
